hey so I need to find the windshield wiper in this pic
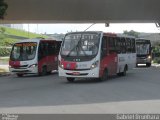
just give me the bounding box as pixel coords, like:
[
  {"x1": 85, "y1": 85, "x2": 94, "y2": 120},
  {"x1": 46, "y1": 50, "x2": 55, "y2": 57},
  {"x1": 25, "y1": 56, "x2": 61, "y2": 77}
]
[
  {"x1": 66, "y1": 39, "x2": 81, "y2": 57},
  {"x1": 77, "y1": 43, "x2": 88, "y2": 57},
  {"x1": 66, "y1": 39, "x2": 88, "y2": 57},
  {"x1": 66, "y1": 33, "x2": 87, "y2": 57}
]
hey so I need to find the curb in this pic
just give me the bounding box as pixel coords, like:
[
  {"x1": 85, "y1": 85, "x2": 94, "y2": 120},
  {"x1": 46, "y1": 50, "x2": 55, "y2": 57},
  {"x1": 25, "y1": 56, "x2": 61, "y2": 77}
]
[
  {"x1": 0, "y1": 72, "x2": 11, "y2": 77},
  {"x1": 152, "y1": 64, "x2": 160, "y2": 67},
  {"x1": 0, "y1": 65, "x2": 9, "y2": 75}
]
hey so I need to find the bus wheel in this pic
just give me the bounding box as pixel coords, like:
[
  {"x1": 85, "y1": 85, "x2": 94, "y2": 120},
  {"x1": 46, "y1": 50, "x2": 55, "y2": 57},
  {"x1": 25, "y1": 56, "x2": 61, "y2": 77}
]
[
  {"x1": 99, "y1": 69, "x2": 108, "y2": 81},
  {"x1": 121, "y1": 66, "x2": 127, "y2": 76},
  {"x1": 146, "y1": 63, "x2": 151, "y2": 67},
  {"x1": 42, "y1": 66, "x2": 47, "y2": 76},
  {"x1": 117, "y1": 73, "x2": 122, "y2": 76},
  {"x1": 67, "y1": 77, "x2": 75, "y2": 82},
  {"x1": 47, "y1": 71, "x2": 52, "y2": 75},
  {"x1": 17, "y1": 73, "x2": 24, "y2": 77}
]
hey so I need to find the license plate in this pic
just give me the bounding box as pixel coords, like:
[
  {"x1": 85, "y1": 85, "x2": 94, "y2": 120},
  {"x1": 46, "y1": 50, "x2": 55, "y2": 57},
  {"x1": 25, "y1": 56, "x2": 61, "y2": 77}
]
[{"x1": 72, "y1": 72, "x2": 80, "y2": 75}]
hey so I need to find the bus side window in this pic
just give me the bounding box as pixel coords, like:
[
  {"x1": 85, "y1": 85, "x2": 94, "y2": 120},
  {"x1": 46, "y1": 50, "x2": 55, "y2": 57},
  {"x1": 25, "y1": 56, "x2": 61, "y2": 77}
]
[
  {"x1": 108, "y1": 37, "x2": 116, "y2": 54},
  {"x1": 38, "y1": 43, "x2": 42, "y2": 60},
  {"x1": 48, "y1": 41, "x2": 61, "y2": 55},
  {"x1": 101, "y1": 36, "x2": 107, "y2": 58},
  {"x1": 52, "y1": 42, "x2": 58, "y2": 55},
  {"x1": 38, "y1": 42, "x2": 47, "y2": 60},
  {"x1": 46, "y1": 43, "x2": 49, "y2": 56},
  {"x1": 48, "y1": 42, "x2": 55, "y2": 55},
  {"x1": 121, "y1": 38, "x2": 126, "y2": 53},
  {"x1": 55, "y1": 42, "x2": 61, "y2": 55},
  {"x1": 54, "y1": 42, "x2": 60, "y2": 55},
  {"x1": 126, "y1": 38, "x2": 132, "y2": 53},
  {"x1": 131, "y1": 38, "x2": 136, "y2": 53},
  {"x1": 115, "y1": 37, "x2": 121, "y2": 54}
]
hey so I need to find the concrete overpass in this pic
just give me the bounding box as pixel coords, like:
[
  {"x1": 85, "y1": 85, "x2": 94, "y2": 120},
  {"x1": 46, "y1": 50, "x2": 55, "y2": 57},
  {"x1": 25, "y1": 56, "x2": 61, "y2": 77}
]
[{"x1": 1, "y1": 0, "x2": 160, "y2": 23}]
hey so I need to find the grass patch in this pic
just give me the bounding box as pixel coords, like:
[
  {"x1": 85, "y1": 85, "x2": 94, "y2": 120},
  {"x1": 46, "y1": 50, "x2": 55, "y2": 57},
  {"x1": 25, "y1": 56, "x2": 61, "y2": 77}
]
[
  {"x1": 0, "y1": 26, "x2": 48, "y2": 48},
  {"x1": 0, "y1": 26, "x2": 47, "y2": 39}
]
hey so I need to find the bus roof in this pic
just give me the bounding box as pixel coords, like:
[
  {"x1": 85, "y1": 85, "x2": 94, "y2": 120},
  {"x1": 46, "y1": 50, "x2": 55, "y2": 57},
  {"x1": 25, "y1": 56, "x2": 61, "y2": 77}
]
[
  {"x1": 66, "y1": 31, "x2": 102, "y2": 35},
  {"x1": 136, "y1": 38, "x2": 150, "y2": 41},
  {"x1": 65, "y1": 31, "x2": 135, "y2": 39},
  {"x1": 14, "y1": 38, "x2": 61, "y2": 44},
  {"x1": 65, "y1": 31, "x2": 117, "y2": 37},
  {"x1": 117, "y1": 34, "x2": 135, "y2": 38},
  {"x1": 135, "y1": 39, "x2": 151, "y2": 44}
]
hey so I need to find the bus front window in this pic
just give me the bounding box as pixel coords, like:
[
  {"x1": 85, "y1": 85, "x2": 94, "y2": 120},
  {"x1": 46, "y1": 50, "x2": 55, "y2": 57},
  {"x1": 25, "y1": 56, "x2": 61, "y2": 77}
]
[
  {"x1": 11, "y1": 42, "x2": 37, "y2": 61},
  {"x1": 136, "y1": 43, "x2": 150, "y2": 55},
  {"x1": 61, "y1": 33, "x2": 100, "y2": 57}
]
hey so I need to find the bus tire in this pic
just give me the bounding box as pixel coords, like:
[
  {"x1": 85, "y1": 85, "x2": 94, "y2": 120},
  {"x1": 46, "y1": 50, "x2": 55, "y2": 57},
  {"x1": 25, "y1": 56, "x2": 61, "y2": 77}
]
[
  {"x1": 146, "y1": 63, "x2": 151, "y2": 67},
  {"x1": 117, "y1": 72, "x2": 122, "y2": 76},
  {"x1": 47, "y1": 71, "x2": 52, "y2": 74},
  {"x1": 67, "y1": 77, "x2": 75, "y2": 82},
  {"x1": 121, "y1": 66, "x2": 127, "y2": 76},
  {"x1": 99, "y1": 69, "x2": 108, "y2": 81},
  {"x1": 17, "y1": 73, "x2": 24, "y2": 77},
  {"x1": 42, "y1": 66, "x2": 47, "y2": 76}
]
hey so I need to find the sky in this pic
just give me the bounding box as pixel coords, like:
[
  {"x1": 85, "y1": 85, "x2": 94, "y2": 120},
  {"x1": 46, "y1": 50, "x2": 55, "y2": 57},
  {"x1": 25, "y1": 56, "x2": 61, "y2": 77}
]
[{"x1": 23, "y1": 23, "x2": 160, "y2": 34}]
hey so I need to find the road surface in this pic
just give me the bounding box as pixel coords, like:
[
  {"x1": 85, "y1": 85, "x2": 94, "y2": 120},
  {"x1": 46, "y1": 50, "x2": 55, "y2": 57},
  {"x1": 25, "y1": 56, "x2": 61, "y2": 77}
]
[{"x1": 0, "y1": 66, "x2": 160, "y2": 113}]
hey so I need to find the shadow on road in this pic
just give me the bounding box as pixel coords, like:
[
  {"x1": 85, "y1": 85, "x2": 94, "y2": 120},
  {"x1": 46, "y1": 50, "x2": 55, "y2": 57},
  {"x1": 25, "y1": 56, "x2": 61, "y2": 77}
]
[{"x1": 64, "y1": 75, "x2": 120, "y2": 84}]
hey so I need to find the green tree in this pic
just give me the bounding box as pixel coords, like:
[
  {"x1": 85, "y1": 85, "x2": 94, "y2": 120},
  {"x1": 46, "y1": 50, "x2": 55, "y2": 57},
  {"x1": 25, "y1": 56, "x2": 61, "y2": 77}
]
[
  {"x1": 123, "y1": 30, "x2": 139, "y2": 38},
  {"x1": 0, "y1": 0, "x2": 8, "y2": 19}
]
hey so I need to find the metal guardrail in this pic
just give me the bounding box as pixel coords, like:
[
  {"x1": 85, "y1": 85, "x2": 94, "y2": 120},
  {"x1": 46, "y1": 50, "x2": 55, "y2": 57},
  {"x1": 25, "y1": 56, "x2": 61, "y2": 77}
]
[{"x1": 0, "y1": 46, "x2": 12, "y2": 48}]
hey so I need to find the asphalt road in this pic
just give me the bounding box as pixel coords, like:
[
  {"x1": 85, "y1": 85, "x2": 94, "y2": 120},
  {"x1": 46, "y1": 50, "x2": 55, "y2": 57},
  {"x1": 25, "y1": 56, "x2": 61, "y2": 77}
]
[{"x1": 0, "y1": 66, "x2": 160, "y2": 113}]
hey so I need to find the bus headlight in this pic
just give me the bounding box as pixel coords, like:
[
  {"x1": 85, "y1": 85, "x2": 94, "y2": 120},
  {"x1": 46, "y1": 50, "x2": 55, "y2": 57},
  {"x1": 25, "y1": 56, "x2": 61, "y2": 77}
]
[
  {"x1": 58, "y1": 60, "x2": 64, "y2": 69},
  {"x1": 59, "y1": 64, "x2": 64, "y2": 69},
  {"x1": 90, "y1": 61, "x2": 99, "y2": 69},
  {"x1": 148, "y1": 55, "x2": 151, "y2": 59},
  {"x1": 29, "y1": 64, "x2": 37, "y2": 68}
]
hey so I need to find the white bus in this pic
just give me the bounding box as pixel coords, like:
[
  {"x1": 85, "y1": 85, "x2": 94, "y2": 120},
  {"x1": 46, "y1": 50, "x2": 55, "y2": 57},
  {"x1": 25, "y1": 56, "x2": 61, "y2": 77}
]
[
  {"x1": 58, "y1": 31, "x2": 136, "y2": 82},
  {"x1": 9, "y1": 38, "x2": 61, "y2": 77},
  {"x1": 136, "y1": 38, "x2": 152, "y2": 67}
]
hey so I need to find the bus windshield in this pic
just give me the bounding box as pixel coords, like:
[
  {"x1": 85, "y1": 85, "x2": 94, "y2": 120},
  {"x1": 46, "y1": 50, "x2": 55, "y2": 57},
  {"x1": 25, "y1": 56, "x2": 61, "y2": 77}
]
[
  {"x1": 61, "y1": 33, "x2": 100, "y2": 57},
  {"x1": 136, "y1": 42, "x2": 150, "y2": 55},
  {"x1": 10, "y1": 42, "x2": 37, "y2": 61}
]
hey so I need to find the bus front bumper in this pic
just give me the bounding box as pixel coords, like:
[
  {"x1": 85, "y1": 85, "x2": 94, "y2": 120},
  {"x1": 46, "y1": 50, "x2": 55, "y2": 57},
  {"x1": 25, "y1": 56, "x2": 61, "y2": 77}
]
[
  {"x1": 137, "y1": 58, "x2": 151, "y2": 64},
  {"x1": 58, "y1": 67, "x2": 99, "y2": 78},
  {"x1": 9, "y1": 66, "x2": 38, "y2": 74}
]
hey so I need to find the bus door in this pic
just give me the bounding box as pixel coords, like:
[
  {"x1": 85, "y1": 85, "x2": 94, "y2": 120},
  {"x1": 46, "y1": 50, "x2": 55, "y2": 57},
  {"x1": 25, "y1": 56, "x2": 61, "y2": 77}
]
[
  {"x1": 38, "y1": 41, "x2": 48, "y2": 72},
  {"x1": 54, "y1": 41, "x2": 61, "y2": 69},
  {"x1": 46, "y1": 41, "x2": 53, "y2": 71},
  {"x1": 49, "y1": 41, "x2": 59, "y2": 70},
  {"x1": 100, "y1": 36, "x2": 117, "y2": 76},
  {"x1": 47, "y1": 41, "x2": 61, "y2": 70},
  {"x1": 107, "y1": 37, "x2": 118, "y2": 75}
]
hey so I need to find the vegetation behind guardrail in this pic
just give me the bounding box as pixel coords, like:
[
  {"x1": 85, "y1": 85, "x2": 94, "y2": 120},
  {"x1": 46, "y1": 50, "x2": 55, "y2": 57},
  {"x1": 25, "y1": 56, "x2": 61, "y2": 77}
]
[{"x1": 0, "y1": 47, "x2": 11, "y2": 56}]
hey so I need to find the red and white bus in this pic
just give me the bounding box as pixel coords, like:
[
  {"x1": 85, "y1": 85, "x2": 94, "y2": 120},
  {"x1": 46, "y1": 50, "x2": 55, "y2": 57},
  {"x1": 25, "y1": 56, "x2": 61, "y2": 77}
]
[
  {"x1": 58, "y1": 31, "x2": 136, "y2": 82},
  {"x1": 9, "y1": 38, "x2": 61, "y2": 77}
]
